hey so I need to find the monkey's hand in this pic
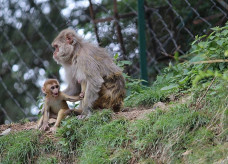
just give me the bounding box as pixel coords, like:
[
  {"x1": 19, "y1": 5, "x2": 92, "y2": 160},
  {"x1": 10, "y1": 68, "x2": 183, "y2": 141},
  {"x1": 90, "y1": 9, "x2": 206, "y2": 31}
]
[
  {"x1": 50, "y1": 126, "x2": 57, "y2": 133},
  {"x1": 62, "y1": 92, "x2": 82, "y2": 102},
  {"x1": 64, "y1": 109, "x2": 73, "y2": 115},
  {"x1": 79, "y1": 92, "x2": 84, "y2": 99},
  {"x1": 40, "y1": 123, "x2": 49, "y2": 131}
]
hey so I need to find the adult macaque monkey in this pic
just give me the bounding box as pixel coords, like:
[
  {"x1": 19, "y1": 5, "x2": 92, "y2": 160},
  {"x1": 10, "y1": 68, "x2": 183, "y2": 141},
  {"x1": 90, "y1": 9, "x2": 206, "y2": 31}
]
[
  {"x1": 37, "y1": 79, "x2": 83, "y2": 132},
  {"x1": 52, "y1": 29, "x2": 125, "y2": 116}
]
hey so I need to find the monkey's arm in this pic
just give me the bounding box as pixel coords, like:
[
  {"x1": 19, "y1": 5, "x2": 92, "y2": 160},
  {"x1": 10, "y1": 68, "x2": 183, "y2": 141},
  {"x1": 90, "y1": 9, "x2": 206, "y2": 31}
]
[
  {"x1": 61, "y1": 92, "x2": 82, "y2": 102},
  {"x1": 76, "y1": 54, "x2": 104, "y2": 115},
  {"x1": 81, "y1": 81, "x2": 87, "y2": 93},
  {"x1": 40, "y1": 101, "x2": 50, "y2": 130},
  {"x1": 63, "y1": 82, "x2": 81, "y2": 96},
  {"x1": 37, "y1": 106, "x2": 45, "y2": 129}
]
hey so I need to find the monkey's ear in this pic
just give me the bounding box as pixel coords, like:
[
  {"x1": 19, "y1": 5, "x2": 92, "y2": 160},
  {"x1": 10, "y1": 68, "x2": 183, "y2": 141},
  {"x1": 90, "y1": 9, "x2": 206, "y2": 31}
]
[
  {"x1": 65, "y1": 33, "x2": 76, "y2": 45},
  {"x1": 42, "y1": 87, "x2": 46, "y2": 94}
]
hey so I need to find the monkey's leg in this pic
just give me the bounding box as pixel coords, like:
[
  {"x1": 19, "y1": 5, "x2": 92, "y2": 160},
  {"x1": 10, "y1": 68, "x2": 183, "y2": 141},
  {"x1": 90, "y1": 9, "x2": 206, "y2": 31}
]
[
  {"x1": 54, "y1": 109, "x2": 67, "y2": 127},
  {"x1": 80, "y1": 81, "x2": 87, "y2": 98},
  {"x1": 37, "y1": 115, "x2": 43, "y2": 129},
  {"x1": 49, "y1": 113, "x2": 57, "y2": 119},
  {"x1": 50, "y1": 109, "x2": 68, "y2": 132},
  {"x1": 64, "y1": 108, "x2": 83, "y2": 116},
  {"x1": 81, "y1": 99, "x2": 92, "y2": 117}
]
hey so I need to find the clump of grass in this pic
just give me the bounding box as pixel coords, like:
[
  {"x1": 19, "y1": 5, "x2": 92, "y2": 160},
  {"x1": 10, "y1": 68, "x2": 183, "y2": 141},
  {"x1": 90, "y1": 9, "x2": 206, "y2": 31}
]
[
  {"x1": 0, "y1": 130, "x2": 40, "y2": 163},
  {"x1": 128, "y1": 74, "x2": 228, "y2": 163},
  {"x1": 124, "y1": 85, "x2": 170, "y2": 107},
  {"x1": 57, "y1": 110, "x2": 113, "y2": 150},
  {"x1": 109, "y1": 148, "x2": 132, "y2": 164},
  {"x1": 186, "y1": 143, "x2": 228, "y2": 163},
  {"x1": 124, "y1": 63, "x2": 191, "y2": 107},
  {"x1": 58, "y1": 110, "x2": 130, "y2": 164},
  {"x1": 36, "y1": 156, "x2": 58, "y2": 164},
  {"x1": 56, "y1": 77, "x2": 227, "y2": 163},
  {"x1": 129, "y1": 104, "x2": 210, "y2": 161}
]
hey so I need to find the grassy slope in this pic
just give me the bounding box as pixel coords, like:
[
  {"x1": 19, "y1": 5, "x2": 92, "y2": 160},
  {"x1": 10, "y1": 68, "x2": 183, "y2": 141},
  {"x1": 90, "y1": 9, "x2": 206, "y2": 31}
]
[{"x1": 1, "y1": 24, "x2": 228, "y2": 163}]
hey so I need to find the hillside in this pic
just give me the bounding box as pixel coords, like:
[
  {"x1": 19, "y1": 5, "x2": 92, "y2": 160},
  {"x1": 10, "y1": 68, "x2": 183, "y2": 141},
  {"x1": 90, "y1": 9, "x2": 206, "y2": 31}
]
[{"x1": 1, "y1": 24, "x2": 228, "y2": 163}]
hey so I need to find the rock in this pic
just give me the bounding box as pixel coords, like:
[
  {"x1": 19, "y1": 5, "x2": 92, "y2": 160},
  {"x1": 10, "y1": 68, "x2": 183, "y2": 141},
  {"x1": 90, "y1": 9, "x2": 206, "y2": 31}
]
[
  {"x1": 153, "y1": 102, "x2": 166, "y2": 110},
  {"x1": 169, "y1": 94, "x2": 176, "y2": 101},
  {"x1": 49, "y1": 118, "x2": 56, "y2": 124},
  {"x1": 0, "y1": 128, "x2": 11, "y2": 136},
  {"x1": 182, "y1": 150, "x2": 192, "y2": 156}
]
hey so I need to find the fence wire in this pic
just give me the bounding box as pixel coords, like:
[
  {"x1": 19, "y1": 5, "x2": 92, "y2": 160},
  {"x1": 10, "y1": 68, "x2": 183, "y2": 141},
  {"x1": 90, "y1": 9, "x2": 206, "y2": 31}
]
[{"x1": 0, "y1": 0, "x2": 228, "y2": 123}]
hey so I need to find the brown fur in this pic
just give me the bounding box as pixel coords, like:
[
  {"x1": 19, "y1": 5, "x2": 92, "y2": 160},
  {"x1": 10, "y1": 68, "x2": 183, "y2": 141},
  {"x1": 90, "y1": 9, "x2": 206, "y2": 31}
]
[
  {"x1": 52, "y1": 29, "x2": 126, "y2": 115},
  {"x1": 37, "y1": 79, "x2": 82, "y2": 132},
  {"x1": 93, "y1": 73, "x2": 125, "y2": 112}
]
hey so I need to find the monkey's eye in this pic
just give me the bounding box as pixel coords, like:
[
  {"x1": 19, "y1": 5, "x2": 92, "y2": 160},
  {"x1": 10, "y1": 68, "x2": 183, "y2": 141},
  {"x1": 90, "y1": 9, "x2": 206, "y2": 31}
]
[
  {"x1": 56, "y1": 85, "x2": 59, "y2": 89},
  {"x1": 51, "y1": 86, "x2": 55, "y2": 90}
]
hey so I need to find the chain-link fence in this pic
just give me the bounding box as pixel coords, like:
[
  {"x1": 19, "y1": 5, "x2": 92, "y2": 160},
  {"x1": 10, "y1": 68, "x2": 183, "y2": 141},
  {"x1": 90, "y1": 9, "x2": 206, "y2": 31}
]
[{"x1": 0, "y1": 0, "x2": 228, "y2": 123}]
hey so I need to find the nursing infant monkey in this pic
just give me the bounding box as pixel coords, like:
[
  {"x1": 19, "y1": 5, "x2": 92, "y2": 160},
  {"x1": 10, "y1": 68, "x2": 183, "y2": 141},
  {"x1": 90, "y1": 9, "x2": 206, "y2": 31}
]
[
  {"x1": 52, "y1": 29, "x2": 126, "y2": 117},
  {"x1": 37, "y1": 79, "x2": 84, "y2": 132}
]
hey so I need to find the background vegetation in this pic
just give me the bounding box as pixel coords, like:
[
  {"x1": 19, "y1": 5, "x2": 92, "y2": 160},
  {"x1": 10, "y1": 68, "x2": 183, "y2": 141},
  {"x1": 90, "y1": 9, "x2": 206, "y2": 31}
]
[
  {"x1": 0, "y1": 22, "x2": 228, "y2": 163},
  {"x1": 0, "y1": 0, "x2": 228, "y2": 122},
  {"x1": 0, "y1": 1, "x2": 228, "y2": 162}
]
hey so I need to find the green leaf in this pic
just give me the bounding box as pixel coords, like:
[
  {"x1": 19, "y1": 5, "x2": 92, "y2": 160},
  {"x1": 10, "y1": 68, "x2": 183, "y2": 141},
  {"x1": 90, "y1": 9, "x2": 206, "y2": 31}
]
[
  {"x1": 179, "y1": 76, "x2": 189, "y2": 85},
  {"x1": 211, "y1": 26, "x2": 220, "y2": 31},
  {"x1": 114, "y1": 53, "x2": 119, "y2": 60},
  {"x1": 66, "y1": 131, "x2": 71, "y2": 136},
  {"x1": 160, "y1": 84, "x2": 179, "y2": 91},
  {"x1": 209, "y1": 47, "x2": 216, "y2": 51},
  {"x1": 216, "y1": 40, "x2": 224, "y2": 46},
  {"x1": 219, "y1": 63, "x2": 225, "y2": 71},
  {"x1": 121, "y1": 60, "x2": 132, "y2": 65}
]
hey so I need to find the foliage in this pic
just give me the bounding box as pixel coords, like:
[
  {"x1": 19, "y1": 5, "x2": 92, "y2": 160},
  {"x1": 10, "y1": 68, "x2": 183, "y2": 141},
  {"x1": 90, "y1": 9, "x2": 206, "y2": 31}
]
[
  {"x1": 54, "y1": 77, "x2": 227, "y2": 163},
  {"x1": 114, "y1": 53, "x2": 146, "y2": 95},
  {"x1": 1, "y1": 17, "x2": 228, "y2": 164},
  {"x1": 0, "y1": 0, "x2": 226, "y2": 123},
  {"x1": 57, "y1": 110, "x2": 130, "y2": 164},
  {"x1": 37, "y1": 156, "x2": 58, "y2": 164},
  {"x1": 0, "y1": 130, "x2": 40, "y2": 163},
  {"x1": 125, "y1": 22, "x2": 228, "y2": 107}
]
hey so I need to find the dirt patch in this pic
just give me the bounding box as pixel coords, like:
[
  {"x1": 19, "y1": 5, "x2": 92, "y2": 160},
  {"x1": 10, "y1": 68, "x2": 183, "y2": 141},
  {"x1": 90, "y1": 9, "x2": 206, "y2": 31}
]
[
  {"x1": 0, "y1": 104, "x2": 166, "y2": 136},
  {"x1": 0, "y1": 121, "x2": 37, "y2": 134},
  {"x1": 113, "y1": 102, "x2": 166, "y2": 121},
  {"x1": 114, "y1": 108, "x2": 154, "y2": 121}
]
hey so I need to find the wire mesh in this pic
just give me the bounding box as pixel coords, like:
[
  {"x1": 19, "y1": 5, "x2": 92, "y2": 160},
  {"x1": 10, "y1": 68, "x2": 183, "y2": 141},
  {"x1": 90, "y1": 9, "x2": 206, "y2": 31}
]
[{"x1": 0, "y1": 0, "x2": 227, "y2": 122}]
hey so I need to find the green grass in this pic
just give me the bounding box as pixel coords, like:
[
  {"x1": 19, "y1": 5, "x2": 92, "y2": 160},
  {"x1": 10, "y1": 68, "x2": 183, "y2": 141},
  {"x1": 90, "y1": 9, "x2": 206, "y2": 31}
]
[
  {"x1": 56, "y1": 82, "x2": 227, "y2": 163},
  {"x1": 1, "y1": 78, "x2": 227, "y2": 163},
  {"x1": 0, "y1": 130, "x2": 40, "y2": 164},
  {"x1": 36, "y1": 156, "x2": 58, "y2": 164},
  {"x1": 56, "y1": 69, "x2": 228, "y2": 163},
  {"x1": 1, "y1": 23, "x2": 228, "y2": 163},
  {"x1": 57, "y1": 110, "x2": 131, "y2": 164}
]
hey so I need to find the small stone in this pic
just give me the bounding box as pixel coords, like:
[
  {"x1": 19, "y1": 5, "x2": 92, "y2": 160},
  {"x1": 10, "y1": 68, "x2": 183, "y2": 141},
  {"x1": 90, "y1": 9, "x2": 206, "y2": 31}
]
[
  {"x1": 0, "y1": 128, "x2": 11, "y2": 136},
  {"x1": 153, "y1": 102, "x2": 166, "y2": 110}
]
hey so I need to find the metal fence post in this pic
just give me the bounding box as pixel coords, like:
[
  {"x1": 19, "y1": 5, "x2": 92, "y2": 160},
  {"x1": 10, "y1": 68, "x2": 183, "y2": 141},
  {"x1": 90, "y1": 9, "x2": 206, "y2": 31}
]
[{"x1": 137, "y1": 0, "x2": 148, "y2": 85}]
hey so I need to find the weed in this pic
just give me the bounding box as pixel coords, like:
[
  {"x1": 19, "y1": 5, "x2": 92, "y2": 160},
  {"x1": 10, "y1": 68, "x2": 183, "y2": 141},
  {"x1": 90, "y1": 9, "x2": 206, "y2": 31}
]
[
  {"x1": 37, "y1": 156, "x2": 58, "y2": 164},
  {"x1": 110, "y1": 148, "x2": 132, "y2": 164},
  {"x1": 0, "y1": 130, "x2": 40, "y2": 164}
]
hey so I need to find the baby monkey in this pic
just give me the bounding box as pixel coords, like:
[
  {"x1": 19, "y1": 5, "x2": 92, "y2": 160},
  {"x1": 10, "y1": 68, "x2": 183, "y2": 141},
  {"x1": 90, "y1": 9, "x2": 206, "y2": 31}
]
[{"x1": 37, "y1": 79, "x2": 83, "y2": 132}]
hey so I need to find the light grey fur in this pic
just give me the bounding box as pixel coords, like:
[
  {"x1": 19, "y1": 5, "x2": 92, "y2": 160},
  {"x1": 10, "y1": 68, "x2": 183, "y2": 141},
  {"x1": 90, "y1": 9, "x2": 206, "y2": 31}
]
[{"x1": 52, "y1": 29, "x2": 122, "y2": 115}]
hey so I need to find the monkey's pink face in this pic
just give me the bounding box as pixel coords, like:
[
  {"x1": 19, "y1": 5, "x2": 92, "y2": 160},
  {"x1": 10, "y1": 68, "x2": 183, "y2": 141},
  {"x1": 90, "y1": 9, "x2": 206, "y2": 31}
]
[
  {"x1": 53, "y1": 44, "x2": 59, "y2": 58},
  {"x1": 52, "y1": 41, "x2": 74, "y2": 64},
  {"x1": 49, "y1": 83, "x2": 59, "y2": 97}
]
